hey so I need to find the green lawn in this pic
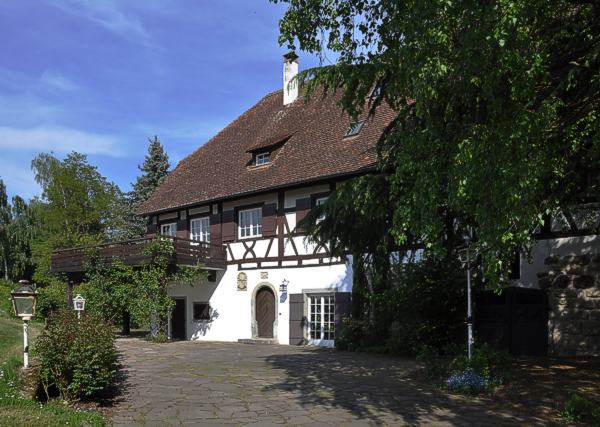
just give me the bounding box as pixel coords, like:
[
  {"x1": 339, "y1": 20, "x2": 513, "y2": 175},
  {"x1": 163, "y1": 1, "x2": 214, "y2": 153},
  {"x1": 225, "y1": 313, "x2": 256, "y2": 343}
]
[{"x1": 0, "y1": 310, "x2": 105, "y2": 426}]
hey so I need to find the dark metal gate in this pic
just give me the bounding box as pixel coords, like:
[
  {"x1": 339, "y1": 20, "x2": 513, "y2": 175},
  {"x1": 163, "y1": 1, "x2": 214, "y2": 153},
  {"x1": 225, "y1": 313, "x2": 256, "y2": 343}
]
[{"x1": 475, "y1": 287, "x2": 548, "y2": 356}]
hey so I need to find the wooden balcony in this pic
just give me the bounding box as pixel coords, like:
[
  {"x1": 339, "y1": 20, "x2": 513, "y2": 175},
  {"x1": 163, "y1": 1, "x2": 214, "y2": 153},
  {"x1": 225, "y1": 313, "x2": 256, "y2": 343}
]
[{"x1": 51, "y1": 236, "x2": 227, "y2": 273}]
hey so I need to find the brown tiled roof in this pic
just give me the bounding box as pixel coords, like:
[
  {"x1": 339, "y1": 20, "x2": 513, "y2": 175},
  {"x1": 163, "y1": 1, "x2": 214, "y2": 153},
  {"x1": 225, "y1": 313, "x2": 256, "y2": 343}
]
[{"x1": 137, "y1": 88, "x2": 397, "y2": 215}]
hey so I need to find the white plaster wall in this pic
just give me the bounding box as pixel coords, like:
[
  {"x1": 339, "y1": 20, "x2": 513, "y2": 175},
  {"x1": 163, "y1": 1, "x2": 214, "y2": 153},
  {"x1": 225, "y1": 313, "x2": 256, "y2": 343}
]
[
  {"x1": 168, "y1": 256, "x2": 353, "y2": 344},
  {"x1": 284, "y1": 184, "x2": 329, "y2": 209},
  {"x1": 222, "y1": 193, "x2": 278, "y2": 211},
  {"x1": 515, "y1": 235, "x2": 600, "y2": 288}
]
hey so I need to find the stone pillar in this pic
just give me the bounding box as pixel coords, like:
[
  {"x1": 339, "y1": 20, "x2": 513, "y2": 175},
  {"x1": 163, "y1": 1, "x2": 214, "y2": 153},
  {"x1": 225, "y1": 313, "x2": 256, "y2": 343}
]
[{"x1": 540, "y1": 254, "x2": 600, "y2": 356}]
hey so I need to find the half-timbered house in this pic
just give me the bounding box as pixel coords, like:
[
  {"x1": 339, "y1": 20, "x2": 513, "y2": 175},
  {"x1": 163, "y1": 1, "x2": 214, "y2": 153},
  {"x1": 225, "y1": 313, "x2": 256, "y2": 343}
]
[
  {"x1": 51, "y1": 55, "x2": 599, "y2": 355},
  {"x1": 53, "y1": 54, "x2": 396, "y2": 346}
]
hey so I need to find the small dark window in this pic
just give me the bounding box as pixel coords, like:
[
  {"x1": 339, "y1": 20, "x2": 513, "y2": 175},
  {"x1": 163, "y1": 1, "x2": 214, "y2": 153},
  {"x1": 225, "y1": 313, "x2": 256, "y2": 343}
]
[
  {"x1": 207, "y1": 270, "x2": 217, "y2": 282},
  {"x1": 193, "y1": 302, "x2": 211, "y2": 321},
  {"x1": 255, "y1": 152, "x2": 270, "y2": 166},
  {"x1": 508, "y1": 250, "x2": 521, "y2": 280},
  {"x1": 345, "y1": 121, "x2": 364, "y2": 137}
]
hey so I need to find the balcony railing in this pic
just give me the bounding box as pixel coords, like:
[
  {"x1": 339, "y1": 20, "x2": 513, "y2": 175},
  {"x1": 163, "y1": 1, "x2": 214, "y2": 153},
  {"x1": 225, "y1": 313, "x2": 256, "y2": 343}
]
[{"x1": 51, "y1": 236, "x2": 227, "y2": 273}]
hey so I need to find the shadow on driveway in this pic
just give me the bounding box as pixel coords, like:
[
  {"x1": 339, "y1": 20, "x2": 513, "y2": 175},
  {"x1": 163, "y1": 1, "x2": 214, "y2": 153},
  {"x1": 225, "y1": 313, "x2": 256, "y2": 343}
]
[{"x1": 264, "y1": 348, "x2": 547, "y2": 426}]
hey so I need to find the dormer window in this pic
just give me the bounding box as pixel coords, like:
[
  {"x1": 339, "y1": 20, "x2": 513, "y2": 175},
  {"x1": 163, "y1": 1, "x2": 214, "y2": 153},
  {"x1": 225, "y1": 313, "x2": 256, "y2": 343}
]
[
  {"x1": 370, "y1": 84, "x2": 382, "y2": 98},
  {"x1": 345, "y1": 121, "x2": 365, "y2": 137},
  {"x1": 255, "y1": 152, "x2": 270, "y2": 166}
]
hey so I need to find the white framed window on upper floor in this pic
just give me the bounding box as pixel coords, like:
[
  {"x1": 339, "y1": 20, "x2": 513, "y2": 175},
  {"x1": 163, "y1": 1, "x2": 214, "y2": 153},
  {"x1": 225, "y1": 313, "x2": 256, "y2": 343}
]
[
  {"x1": 190, "y1": 217, "x2": 210, "y2": 243},
  {"x1": 160, "y1": 222, "x2": 177, "y2": 237},
  {"x1": 255, "y1": 152, "x2": 270, "y2": 166},
  {"x1": 238, "y1": 207, "x2": 262, "y2": 239},
  {"x1": 315, "y1": 196, "x2": 328, "y2": 223}
]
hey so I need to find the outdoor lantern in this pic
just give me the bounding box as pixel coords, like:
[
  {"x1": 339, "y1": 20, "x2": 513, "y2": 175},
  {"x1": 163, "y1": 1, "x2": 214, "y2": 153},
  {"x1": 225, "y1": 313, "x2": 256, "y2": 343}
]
[
  {"x1": 73, "y1": 294, "x2": 86, "y2": 319},
  {"x1": 11, "y1": 280, "x2": 38, "y2": 369},
  {"x1": 279, "y1": 279, "x2": 289, "y2": 304},
  {"x1": 279, "y1": 279, "x2": 289, "y2": 293},
  {"x1": 11, "y1": 280, "x2": 38, "y2": 320}
]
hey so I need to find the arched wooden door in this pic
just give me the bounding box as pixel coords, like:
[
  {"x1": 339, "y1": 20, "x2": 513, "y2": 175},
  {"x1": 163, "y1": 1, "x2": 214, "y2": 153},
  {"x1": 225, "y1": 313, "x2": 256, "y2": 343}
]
[{"x1": 255, "y1": 287, "x2": 275, "y2": 338}]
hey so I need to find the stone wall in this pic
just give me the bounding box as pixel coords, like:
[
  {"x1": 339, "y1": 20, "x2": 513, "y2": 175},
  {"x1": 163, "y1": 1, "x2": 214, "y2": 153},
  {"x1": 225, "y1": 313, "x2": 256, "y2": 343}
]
[{"x1": 538, "y1": 254, "x2": 600, "y2": 356}]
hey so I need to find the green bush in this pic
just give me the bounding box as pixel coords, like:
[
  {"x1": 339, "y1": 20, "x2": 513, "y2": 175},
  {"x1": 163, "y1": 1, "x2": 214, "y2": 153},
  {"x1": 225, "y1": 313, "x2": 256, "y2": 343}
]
[
  {"x1": 560, "y1": 394, "x2": 600, "y2": 426},
  {"x1": 416, "y1": 344, "x2": 452, "y2": 380},
  {"x1": 35, "y1": 281, "x2": 67, "y2": 319},
  {"x1": 335, "y1": 317, "x2": 368, "y2": 351},
  {"x1": 449, "y1": 343, "x2": 509, "y2": 381},
  {"x1": 338, "y1": 257, "x2": 466, "y2": 355},
  {"x1": 35, "y1": 310, "x2": 117, "y2": 401},
  {"x1": 144, "y1": 332, "x2": 169, "y2": 343}
]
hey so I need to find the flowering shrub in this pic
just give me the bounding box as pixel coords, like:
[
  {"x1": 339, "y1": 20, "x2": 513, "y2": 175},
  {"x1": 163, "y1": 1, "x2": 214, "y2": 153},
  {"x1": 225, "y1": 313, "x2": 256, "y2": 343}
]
[
  {"x1": 35, "y1": 310, "x2": 117, "y2": 401},
  {"x1": 417, "y1": 343, "x2": 508, "y2": 394},
  {"x1": 444, "y1": 345, "x2": 507, "y2": 393},
  {"x1": 446, "y1": 368, "x2": 490, "y2": 392}
]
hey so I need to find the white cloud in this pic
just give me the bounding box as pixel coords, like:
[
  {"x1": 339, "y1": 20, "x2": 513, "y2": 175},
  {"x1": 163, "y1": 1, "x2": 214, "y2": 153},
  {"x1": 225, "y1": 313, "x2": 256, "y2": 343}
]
[
  {"x1": 0, "y1": 160, "x2": 41, "y2": 201},
  {"x1": 39, "y1": 71, "x2": 79, "y2": 92},
  {"x1": 0, "y1": 126, "x2": 125, "y2": 157},
  {"x1": 48, "y1": 0, "x2": 152, "y2": 46}
]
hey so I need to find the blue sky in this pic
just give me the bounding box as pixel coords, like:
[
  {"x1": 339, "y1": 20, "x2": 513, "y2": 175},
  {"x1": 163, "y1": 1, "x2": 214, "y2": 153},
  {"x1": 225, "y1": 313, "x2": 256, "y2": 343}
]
[{"x1": 0, "y1": 0, "x2": 329, "y2": 200}]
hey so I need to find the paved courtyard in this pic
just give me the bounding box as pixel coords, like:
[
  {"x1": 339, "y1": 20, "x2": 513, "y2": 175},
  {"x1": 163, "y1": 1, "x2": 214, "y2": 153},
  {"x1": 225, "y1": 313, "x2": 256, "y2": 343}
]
[{"x1": 111, "y1": 339, "x2": 550, "y2": 426}]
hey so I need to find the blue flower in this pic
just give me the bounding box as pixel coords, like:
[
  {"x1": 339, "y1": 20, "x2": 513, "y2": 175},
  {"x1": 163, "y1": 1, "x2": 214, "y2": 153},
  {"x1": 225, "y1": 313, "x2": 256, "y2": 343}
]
[{"x1": 446, "y1": 368, "x2": 489, "y2": 392}]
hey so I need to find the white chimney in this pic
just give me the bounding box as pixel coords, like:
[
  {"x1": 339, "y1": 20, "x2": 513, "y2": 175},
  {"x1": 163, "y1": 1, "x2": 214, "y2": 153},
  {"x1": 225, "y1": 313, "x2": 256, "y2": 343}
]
[{"x1": 283, "y1": 52, "x2": 299, "y2": 105}]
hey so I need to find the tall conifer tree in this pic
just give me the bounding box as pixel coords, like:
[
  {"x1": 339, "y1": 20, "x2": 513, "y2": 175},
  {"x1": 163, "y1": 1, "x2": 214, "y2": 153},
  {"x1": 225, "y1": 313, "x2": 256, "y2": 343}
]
[{"x1": 127, "y1": 136, "x2": 170, "y2": 237}]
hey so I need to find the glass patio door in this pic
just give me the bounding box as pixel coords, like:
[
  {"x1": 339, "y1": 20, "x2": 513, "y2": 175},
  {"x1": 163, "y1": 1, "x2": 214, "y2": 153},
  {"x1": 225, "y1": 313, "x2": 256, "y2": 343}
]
[{"x1": 308, "y1": 294, "x2": 335, "y2": 347}]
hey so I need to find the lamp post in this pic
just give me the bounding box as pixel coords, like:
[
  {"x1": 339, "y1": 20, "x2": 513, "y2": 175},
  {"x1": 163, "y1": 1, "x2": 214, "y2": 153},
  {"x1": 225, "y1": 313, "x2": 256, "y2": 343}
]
[
  {"x1": 73, "y1": 294, "x2": 86, "y2": 320},
  {"x1": 10, "y1": 280, "x2": 38, "y2": 369},
  {"x1": 458, "y1": 229, "x2": 474, "y2": 361}
]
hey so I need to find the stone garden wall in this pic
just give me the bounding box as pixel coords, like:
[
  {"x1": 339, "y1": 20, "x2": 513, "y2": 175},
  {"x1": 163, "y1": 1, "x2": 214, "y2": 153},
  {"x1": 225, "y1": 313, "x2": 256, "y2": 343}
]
[{"x1": 538, "y1": 254, "x2": 600, "y2": 356}]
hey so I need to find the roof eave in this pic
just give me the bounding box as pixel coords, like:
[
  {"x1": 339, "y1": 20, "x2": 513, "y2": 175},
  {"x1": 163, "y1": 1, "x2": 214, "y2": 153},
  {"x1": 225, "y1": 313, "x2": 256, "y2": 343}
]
[{"x1": 135, "y1": 166, "x2": 378, "y2": 217}]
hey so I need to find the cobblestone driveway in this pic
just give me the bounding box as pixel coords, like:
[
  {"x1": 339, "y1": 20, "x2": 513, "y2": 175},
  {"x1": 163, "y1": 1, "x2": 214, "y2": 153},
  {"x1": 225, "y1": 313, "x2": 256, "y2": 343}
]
[{"x1": 111, "y1": 338, "x2": 546, "y2": 426}]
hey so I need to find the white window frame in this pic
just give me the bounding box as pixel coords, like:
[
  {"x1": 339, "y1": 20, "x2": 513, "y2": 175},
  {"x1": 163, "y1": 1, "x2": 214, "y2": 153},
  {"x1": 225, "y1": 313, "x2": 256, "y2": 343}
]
[
  {"x1": 160, "y1": 222, "x2": 177, "y2": 237},
  {"x1": 238, "y1": 207, "x2": 262, "y2": 239},
  {"x1": 255, "y1": 152, "x2": 270, "y2": 166},
  {"x1": 308, "y1": 294, "x2": 335, "y2": 347},
  {"x1": 190, "y1": 217, "x2": 210, "y2": 243},
  {"x1": 315, "y1": 196, "x2": 328, "y2": 223}
]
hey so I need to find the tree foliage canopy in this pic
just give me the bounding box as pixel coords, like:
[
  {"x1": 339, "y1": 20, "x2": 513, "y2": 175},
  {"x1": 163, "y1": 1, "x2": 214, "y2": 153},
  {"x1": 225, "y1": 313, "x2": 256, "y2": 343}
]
[
  {"x1": 0, "y1": 179, "x2": 37, "y2": 281},
  {"x1": 274, "y1": 0, "x2": 600, "y2": 279},
  {"x1": 131, "y1": 136, "x2": 170, "y2": 207},
  {"x1": 126, "y1": 136, "x2": 171, "y2": 237},
  {"x1": 30, "y1": 152, "x2": 124, "y2": 283}
]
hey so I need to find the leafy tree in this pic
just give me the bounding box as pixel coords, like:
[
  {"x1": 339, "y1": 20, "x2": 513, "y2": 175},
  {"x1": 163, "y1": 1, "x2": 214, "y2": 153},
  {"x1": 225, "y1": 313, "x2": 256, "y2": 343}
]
[
  {"x1": 0, "y1": 179, "x2": 37, "y2": 281},
  {"x1": 125, "y1": 136, "x2": 170, "y2": 237},
  {"x1": 274, "y1": 0, "x2": 600, "y2": 281},
  {"x1": 30, "y1": 152, "x2": 123, "y2": 283},
  {"x1": 83, "y1": 236, "x2": 206, "y2": 337},
  {"x1": 0, "y1": 180, "x2": 10, "y2": 280}
]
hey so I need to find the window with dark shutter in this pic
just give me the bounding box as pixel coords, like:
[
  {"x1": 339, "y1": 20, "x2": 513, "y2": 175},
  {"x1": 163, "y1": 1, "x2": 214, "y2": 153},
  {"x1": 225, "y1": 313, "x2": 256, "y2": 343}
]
[
  {"x1": 209, "y1": 213, "x2": 222, "y2": 245},
  {"x1": 295, "y1": 197, "x2": 312, "y2": 232},
  {"x1": 221, "y1": 210, "x2": 235, "y2": 242},
  {"x1": 262, "y1": 203, "x2": 277, "y2": 237}
]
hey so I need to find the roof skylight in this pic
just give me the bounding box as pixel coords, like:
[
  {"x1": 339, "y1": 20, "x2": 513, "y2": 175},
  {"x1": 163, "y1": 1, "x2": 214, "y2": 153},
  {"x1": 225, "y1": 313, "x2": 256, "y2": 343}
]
[{"x1": 345, "y1": 121, "x2": 365, "y2": 137}]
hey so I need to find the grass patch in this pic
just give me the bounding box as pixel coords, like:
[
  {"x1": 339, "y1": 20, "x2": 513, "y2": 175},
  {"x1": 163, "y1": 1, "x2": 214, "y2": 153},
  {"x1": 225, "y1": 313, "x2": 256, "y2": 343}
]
[
  {"x1": 0, "y1": 306, "x2": 106, "y2": 426},
  {"x1": 0, "y1": 398, "x2": 105, "y2": 427}
]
